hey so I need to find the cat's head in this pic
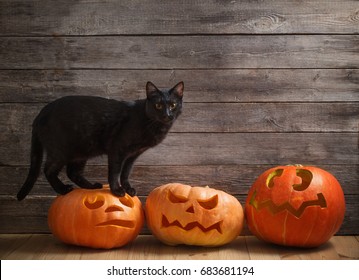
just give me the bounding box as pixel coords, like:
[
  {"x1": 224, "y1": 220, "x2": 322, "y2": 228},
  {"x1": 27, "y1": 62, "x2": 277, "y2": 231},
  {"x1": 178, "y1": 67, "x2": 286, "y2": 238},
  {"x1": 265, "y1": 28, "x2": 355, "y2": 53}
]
[{"x1": 145, "y1": 81, "x2": 184, "y2": 124}]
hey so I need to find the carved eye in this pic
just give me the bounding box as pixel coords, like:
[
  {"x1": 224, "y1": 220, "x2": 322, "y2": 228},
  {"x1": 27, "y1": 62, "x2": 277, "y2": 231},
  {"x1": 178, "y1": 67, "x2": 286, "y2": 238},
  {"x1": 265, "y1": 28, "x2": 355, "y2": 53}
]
[
  {"x1": 293, "y1": 169, "x2": 313, "y2": 191},
  {"x1": 168, "y1": 190, "x2": 189, "y2": 203},
  {"x1": 155, "y1": 103, "x2": 163, "y2": 110},
  {"x1": 169, "y1": 102, "x2": 177, "y2": 110},
  {"x1": 198, "y1": 195, "x2": 218, "y2": 210},
  {"x1": 266, "y1": 169, "x2": 284, "y2": 188},
  {"x1": 84, "y1": 195, "x2": 105, "y2": 209}
]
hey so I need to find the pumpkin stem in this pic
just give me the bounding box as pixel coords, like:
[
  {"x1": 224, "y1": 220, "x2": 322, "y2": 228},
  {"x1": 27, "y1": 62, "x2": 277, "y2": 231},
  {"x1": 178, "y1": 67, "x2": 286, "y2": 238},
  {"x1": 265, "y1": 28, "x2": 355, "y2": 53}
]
[{"x1": 286, "y1": 164, "x2": 304, "y2": 167}]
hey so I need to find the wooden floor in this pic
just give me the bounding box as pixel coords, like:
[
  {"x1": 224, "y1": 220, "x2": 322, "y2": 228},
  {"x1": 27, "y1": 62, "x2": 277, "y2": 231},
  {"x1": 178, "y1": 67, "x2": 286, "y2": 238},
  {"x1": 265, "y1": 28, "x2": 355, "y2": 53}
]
[{"x1": 1, "y1": 234, "x2": 358, "y2": 260}]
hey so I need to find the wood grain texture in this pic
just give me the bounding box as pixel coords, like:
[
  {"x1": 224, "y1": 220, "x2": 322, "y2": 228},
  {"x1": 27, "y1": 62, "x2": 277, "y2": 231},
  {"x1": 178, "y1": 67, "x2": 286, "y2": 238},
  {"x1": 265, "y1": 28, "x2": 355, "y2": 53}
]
[
  {"x1": 0, "y1": 0, "x2": 358, "y2": 236},
  {"x1": 1, "y1": 35, "x2": 358, "y2": 69},
  {"x1": 1, "y1": 132, "x2": 357, "y2": 166},
  {"x1": 1, "y1": 0, "x2": 358, "y2": 35},
  {"x1": 0, "y1": 235, "x2": 358, "y2": 260},
  {"x1": 1, "y1": 69, "x2": 358, "y2": 103},
  {"x1": 1, "y1": 103, "x2": 358, "y2": 133}
]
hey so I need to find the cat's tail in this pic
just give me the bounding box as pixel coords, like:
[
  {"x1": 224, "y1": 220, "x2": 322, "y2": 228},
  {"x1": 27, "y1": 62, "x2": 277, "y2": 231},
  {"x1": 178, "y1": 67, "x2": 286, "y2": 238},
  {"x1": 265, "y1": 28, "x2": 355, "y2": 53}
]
[{"x1": 17, "y1": 132, "x2": 43, "y2": 201}]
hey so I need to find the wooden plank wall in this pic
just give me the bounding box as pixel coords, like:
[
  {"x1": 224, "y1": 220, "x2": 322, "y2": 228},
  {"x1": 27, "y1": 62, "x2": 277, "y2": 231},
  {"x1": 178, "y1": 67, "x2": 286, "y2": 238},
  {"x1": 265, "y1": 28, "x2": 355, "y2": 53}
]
[{"x1": 0, "y1": 0, "x2": 358, "y2": 234}]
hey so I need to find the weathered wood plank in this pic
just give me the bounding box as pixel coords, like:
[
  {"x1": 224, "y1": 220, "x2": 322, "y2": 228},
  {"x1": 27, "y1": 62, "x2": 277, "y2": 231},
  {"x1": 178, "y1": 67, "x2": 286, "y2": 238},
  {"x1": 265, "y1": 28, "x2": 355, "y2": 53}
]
[
  {"x1": 1, "y1": 103, "x2": 358, "y2": 134},
  {"x1": 1, "y1": 35, "x2": 358, "y2": 69},
  {"x1": 1, "y1": 132, "x2": 357, "y2": 166},
  {"x1": 245, "y1": 236, "x2": 341, "y2": 260},
  {"x1": 1, "y1": 0, "x2": 358, "y2": 35},
  {"x1": 1, "y1": 69, "x2": 358, "y2": 103},
  {"x1": 178, "y1": 103, "x2": 359, "y2": 133},
  {"x1": 340, "y1": 195, "x2": 359, "y2": 235},
  {"x1": 1, "y1": 194, "x2": 357, "y2": 234},
  {"x1": 0, "y1": 234, "x2": 243, "y2": 260},
  {"x1": 3, "y1": 235, "x2": 357, "y2": 260},
  {"x1": 130, "y1": 133, "x2": 359, "y2": 165},
  {"x1": 331, "y1": 235, "x2": 359, "y2": 259},
  {"x1": 2, "y1": 165, "x2": 357, "y2": 197}
]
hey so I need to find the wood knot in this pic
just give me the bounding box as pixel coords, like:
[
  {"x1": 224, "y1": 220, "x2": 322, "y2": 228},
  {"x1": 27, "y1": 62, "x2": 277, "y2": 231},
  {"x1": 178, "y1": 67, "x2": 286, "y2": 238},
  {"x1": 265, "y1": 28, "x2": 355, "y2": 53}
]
[{"x1": 246, "y1": 14, "x2": 286, "y2": 32}]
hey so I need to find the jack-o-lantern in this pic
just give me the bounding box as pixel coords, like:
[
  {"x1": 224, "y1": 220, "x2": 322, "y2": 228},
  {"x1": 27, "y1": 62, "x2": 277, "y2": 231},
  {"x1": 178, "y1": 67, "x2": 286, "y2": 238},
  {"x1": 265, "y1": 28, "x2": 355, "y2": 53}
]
[
  {"x1": 145, "y1": 183, "x2": 244, "y2": 246},
  {"x1": 245, "y1": 165, "x2": 345, "y2": 247},
  {"x1": 48, "y1": 186, "x2": 144, "y2": 249}
]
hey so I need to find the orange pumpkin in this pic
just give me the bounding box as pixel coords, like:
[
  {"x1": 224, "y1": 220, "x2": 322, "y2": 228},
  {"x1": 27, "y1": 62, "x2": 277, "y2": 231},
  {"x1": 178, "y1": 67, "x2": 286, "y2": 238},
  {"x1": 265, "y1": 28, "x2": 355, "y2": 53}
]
[
  {"x1": 145, "y1": 183, "x2": 244, "y2": 246},
  {"x1": 48, "y1": 185, "x2": 144, "y2": 249},
  {"x1": 245, "y1": 165, "x2": 345, "y2": 247}
]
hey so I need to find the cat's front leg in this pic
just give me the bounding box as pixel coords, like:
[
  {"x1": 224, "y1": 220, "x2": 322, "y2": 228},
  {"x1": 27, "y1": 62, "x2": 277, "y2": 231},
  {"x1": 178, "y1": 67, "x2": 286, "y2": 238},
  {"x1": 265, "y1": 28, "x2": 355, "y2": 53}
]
[
  {"x1": 120, "y1": 155, "x2": 139, "y2": 197},
  {"x1": 108, "y1": 153, "x2": 126, "y2": 197}
]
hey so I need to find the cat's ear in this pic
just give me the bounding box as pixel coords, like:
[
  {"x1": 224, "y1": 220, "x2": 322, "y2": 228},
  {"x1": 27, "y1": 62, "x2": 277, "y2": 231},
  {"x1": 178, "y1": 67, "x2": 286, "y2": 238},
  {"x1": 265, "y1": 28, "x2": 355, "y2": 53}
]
[
  {"x1": 171, "y1": 81, "x2": 184, "y2": 98},
  {"x1": 146, "y1": 81, "x2": 159, "y2": 99}
]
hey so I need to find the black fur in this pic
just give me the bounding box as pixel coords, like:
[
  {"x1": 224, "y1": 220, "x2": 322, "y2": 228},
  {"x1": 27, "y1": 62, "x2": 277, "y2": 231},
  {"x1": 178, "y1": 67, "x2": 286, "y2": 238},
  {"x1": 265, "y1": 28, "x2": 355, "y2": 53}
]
[{"x1": 17, "y1": 81, "x2": 184, "y2": 200}]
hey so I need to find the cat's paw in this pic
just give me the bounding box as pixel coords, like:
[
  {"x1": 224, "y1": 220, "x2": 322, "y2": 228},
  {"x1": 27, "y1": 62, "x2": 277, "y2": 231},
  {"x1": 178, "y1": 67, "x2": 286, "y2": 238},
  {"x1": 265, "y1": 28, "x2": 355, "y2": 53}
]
[
  {"x1": 122, "y1": 181, "x2": 136, "y2": 197},
  {"x1": 126, "y1": 187, "x2": 137, "y2": 197},
  {"x1": 111, "y1": 187, "x2": 126, "y2": 197}
]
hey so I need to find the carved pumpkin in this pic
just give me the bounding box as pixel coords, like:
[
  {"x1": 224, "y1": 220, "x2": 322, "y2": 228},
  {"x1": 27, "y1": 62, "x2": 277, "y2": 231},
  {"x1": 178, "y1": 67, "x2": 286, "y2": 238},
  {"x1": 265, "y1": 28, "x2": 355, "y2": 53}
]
[
  {"x1": 145, "y1": 183, "x2": 244, "y2": 246},
  {"x1": 245, "y1": 165, "x2": 345, "y2": 247},
  {"x1": 48, "y1": 186, "x2": 144, "y2": 249}
]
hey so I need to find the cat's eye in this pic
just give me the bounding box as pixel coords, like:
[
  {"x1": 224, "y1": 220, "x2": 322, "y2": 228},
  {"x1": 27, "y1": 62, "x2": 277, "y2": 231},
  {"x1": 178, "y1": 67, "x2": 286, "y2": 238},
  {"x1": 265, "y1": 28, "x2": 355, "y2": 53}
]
[
  {"x1": 169, "y1": 103, "x2": 177, "y2": 110},
  {"x1": 155, "y1": 103, "x2": 163, "y2": 110}
]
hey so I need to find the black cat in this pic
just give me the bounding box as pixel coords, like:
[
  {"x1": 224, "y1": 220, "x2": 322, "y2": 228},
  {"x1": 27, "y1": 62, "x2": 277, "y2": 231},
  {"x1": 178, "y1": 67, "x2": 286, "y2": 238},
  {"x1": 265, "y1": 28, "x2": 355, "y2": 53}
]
[{"x1": 17, "y1": 81, "x2": 184, "y2": 200}]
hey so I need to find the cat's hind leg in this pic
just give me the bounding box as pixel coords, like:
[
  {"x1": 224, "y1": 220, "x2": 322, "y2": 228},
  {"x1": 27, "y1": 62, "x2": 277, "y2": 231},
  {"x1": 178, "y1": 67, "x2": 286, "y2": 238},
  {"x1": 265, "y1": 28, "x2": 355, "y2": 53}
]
[
  {"x1": 66, "y1": 160, "x2": 102, "y2": 189},
  {"x1": 44, "y1": 158, "x2": 73, "y2": 195}
]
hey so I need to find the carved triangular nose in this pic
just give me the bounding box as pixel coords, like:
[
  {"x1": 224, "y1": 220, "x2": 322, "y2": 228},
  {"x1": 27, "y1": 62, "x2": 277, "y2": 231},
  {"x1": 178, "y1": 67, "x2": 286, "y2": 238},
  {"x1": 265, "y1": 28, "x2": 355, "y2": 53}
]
[{"x1": 186, "y1": 205, "x2": 195, "y2": 213}]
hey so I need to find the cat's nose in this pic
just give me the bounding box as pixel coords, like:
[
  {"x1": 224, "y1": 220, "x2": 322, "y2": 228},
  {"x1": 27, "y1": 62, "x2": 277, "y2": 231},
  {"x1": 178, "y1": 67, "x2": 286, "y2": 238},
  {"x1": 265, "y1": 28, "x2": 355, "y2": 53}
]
[{"x1": 163, "y1": 114, "x2": 174, "y2": 122}]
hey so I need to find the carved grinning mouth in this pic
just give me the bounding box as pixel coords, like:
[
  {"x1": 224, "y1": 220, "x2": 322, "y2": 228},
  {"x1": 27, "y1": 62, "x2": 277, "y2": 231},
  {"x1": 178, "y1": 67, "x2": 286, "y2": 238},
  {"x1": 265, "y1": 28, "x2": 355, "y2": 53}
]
[
  {"x1": 161, "y1": 215, "x2": 222, "y2": 234},
  {"x1": 249, "y1": 191, "x2": 327, "y2": 218}
]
